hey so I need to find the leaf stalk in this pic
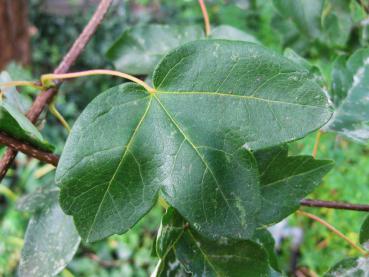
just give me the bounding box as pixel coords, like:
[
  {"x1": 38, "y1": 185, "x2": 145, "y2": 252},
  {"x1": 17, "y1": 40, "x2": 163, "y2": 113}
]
[
  {"x1": 41, "y1": 70, "x2": 156, "y2": 94},
  {"x1": 198, "y1": 0, "x2": 211, "y2": 36}
]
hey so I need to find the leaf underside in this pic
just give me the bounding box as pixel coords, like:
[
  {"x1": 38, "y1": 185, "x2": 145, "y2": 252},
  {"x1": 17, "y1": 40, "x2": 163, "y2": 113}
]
[
  {"x1": 56, "y1": 40, "x2": 332, "y2": 242},
  {"x1": 18, "y1": 189, "x2": 80, "y2": 277},
  {"x1": 326, "y1": 48, "x2": 369, "y2": 143}
]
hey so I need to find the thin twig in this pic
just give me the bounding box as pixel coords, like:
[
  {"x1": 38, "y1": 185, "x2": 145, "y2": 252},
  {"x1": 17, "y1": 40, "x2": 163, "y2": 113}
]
[
  {"x1": 300, "y1": 198, "x2": 369, "y2": 212},
  {"x1": 0, "y1": 0, "x2": 112, "y2": 180},
  {"x1": 198, "y1": 0, "x2": 211, "y2": 36},
  {"x1": 0, "y1": 132, "x2": 59, "y2": 166},
  {"x1": 312, "y1": 130, "x2": 322, "y2": 158},
  {"x1": 49, "y1": 102, "x2": 71, "y2": 133},
  {"x1": 296, "y1": 210, "x2": 368, "y2": 256}
]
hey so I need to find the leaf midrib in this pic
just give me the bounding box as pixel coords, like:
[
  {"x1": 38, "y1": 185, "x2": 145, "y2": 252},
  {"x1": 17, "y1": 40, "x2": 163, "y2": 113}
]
[
  {"x1": 153, "y1": 94, "x2": 244, "y2": 226},
  {"x1": 85, "y1": 96, "x2": 153, "y2": 242},
  {"x1": 156, "y1": 91, "x2": 328, "y2": 109},
  {"x1": 261, "y1": 161, "x2": 332, "y2": 189}
]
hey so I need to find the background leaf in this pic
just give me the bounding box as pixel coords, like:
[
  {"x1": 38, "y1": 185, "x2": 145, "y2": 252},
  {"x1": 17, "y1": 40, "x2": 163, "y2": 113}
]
[
  {"x1": 326, "y1": 48, "x2": 369, "y2": 142},
  {"x1": 273, "y1": 0, "x2": 323, "y2": 39},
  {"x1": 325, "y1": 257, "x2": 369, "y2": 276},
  {"x1": 106, "y1": 24, "x2": 259, "y2": 76},
  {"x1": 16, "y1": 185, "x2": 59, "y2": 213},
  {"x1": 360, "y1": 215, "x2": 369, "y2": 246},
  {"x1": 106, "y1": 25, "x2": 204, "y2": 75},
  {"x1": 18, "y1": 190, "x2": 80, "y2": 277}
]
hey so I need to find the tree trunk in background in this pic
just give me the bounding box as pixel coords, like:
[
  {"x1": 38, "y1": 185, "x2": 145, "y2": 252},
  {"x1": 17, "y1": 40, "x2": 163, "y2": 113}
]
[{"x1": 0, "y1": 0, "x2": 29, "y2": 70}]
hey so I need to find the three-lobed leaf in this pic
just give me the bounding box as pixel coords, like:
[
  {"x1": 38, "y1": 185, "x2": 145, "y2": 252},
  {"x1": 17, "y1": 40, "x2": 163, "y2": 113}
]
[{"x1": 56, "y1": 40, "x2": 332, "y2": 242}]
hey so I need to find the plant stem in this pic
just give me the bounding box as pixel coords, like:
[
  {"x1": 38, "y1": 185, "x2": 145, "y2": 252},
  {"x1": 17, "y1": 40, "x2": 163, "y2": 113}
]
[
  {"x1": 198, "y1": 0, "x2": 211, "y2": 36},
  {"x1": 49, "y1": 102, "x2": 71, "y2": 133},
  {"x1": 312, "y1": 130, "x2": 322, "y2": 158},
  {"x1": 296, "y1": 210, "x2": 368, "y2": 256},
  {"x1": 0, "y1": 132, "x2": 59, "y2": 166},
  {"x1": 41, "y1": 69, "x2": 156, "y2": 94},
  {"x1": 0, "y1": 81, "x2": 43, "y2": 90},
  {"x1": 300, "y1": 198, "x2": 369, "y2": 212},
  {"x1": 0, "y1": 184, "x2": 17, "y2": 202},
  {"x1": 0, "y1": 0, "x2": 112, "y2": 180},
  {"x1": 158, "y1": 196, "x2": 169, "y2": 209}
]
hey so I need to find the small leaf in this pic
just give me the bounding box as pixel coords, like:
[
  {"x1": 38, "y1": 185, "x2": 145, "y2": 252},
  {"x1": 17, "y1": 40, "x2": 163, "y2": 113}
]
[
  {"x1": 330, "y1": 55, "x2": 351, "y2": 107},
  {"x1": 273, "y1": 0, "x2": 323, "y2": 39},
  {"x1": 360, "y1": 215, "x2": 369, "y2": 247},
  {"x1": 18, "y1": 191, "x2": 80, "y2": 277},
  {"x1": 325, "y1": 257, "x2": 369, "y2": 277},
  {"x1": 320, "y1": 0, "x2": 353, "y2": 48},
  {"x1": 210, "y1": 25, "x2": 259, "y2": 43},
  {"x1": 106, "y1": 24, "x2": 259, "y2": 75},
  {"x1": 254, "y1": 145, "x2": 333, "y2": 225},
  {"x1": 57, "y1": 40, "x2": 332, "y2": 242},
  {"x1": 106, "y1": 25, "x2": 204, "y2": 75},
  {"x1": 0, "y1": 71, "x2": 30, "y2": 113},
  {"x1": 155, "y1": 208, "x2": 272, "y2": 277},
  {"x1": 0, "y1": 100, "x2": 54, "y2": 152},
  {"x1": 326, "y1": 48, "x2": 369, "y2": 142}
]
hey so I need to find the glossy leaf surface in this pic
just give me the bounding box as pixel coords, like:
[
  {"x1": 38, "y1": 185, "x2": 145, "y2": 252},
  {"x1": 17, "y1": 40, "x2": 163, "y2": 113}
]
[
  {"x1": 57, "y1": 40, "x2": 332, "y2": 242},
  {"x1": 254, "y1": 146, "x2": 333, "y2": 225},
  {"x1": 0, "y1": 100, "x2": 53, "y2": 151},
  {"x1": 155, "y1": 208, "x2": 271, "y2": 277}
]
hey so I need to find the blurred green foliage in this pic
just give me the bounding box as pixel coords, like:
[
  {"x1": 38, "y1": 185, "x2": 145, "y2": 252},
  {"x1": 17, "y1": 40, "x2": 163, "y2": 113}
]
[{"x1": 1, "y1": 0, "x2": 369, "y2": 276}]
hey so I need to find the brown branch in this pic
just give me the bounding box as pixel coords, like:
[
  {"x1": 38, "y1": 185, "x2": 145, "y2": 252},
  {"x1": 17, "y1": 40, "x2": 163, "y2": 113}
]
[
  {"x1": 0, "y1": 0, "x2": 112, "y2": 180},
  {"x1": 300, "y1": 198, "x2": 369, "y2": 212},
  {"x1": 0, "y1": 132, "x2": 59, "y2": 166}
]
